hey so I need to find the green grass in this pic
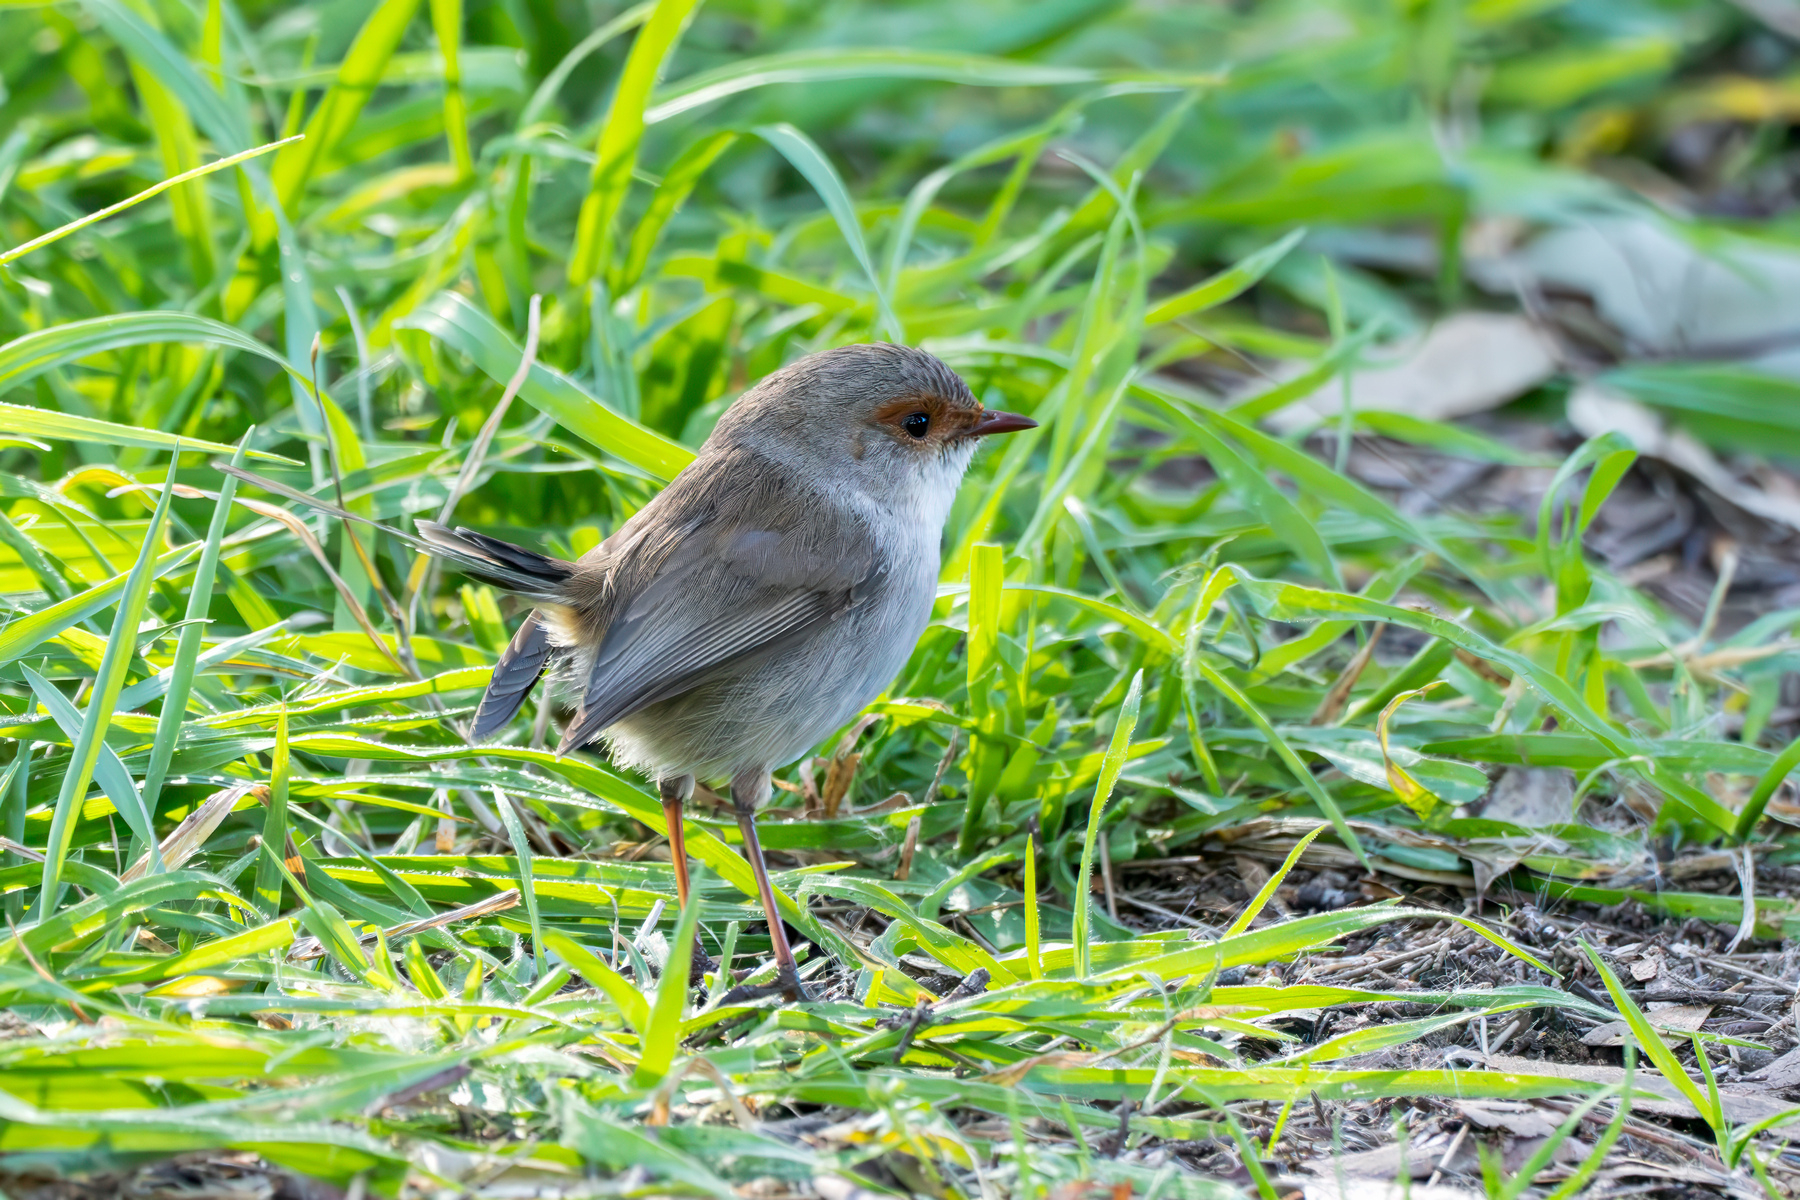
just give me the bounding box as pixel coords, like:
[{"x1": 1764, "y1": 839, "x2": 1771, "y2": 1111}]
[{"x1": 1, "y1": 0, "x2": 1799, "y2": 1195}]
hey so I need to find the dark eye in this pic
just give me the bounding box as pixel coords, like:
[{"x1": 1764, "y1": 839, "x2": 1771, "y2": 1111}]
[{"x1": 901, "y1": 412, "x2": 931, "y2": 439}]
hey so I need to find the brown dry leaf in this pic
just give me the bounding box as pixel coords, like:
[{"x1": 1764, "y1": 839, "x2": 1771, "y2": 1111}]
[
  {"x1": 978, "y1": 1050, "x2": 1095, "y2": 1087},
  {"x1": 1630, "y1": 957, "x2": 1662, "y2": 983}
]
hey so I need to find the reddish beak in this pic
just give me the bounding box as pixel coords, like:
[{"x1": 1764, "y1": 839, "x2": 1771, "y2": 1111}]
[{"x1": 968, "y1": 409, "x2": 1038, "y2": 437}]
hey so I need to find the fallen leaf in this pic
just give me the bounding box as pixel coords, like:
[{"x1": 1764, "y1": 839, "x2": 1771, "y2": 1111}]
[
  {"x1": 1264, "y1": 313, "x2": 1559, "y2": 433},
  {"x1": 1568, "y1": 385, "x2": 1800, "y2": 536},
  {"x1": 1457, "y1": 1099, "x2": 1560, "y2": 1139},
  {"x1": 1482, "y1": 767, "x2": 1576, "y2": 828},
  {"x1": 1486, "y1": 1052, "x2": 1797, "y2": 1127}
]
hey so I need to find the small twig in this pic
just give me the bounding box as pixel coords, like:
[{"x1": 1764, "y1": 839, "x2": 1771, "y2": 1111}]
[
  {"x1": 1426, "y1": 1122, "x2": 1469, "y2": 1188},
  {"x1": 892, "y1": 998, "x2": 930, "y2": 1064},
  {"x1": 437, "y1": 294, "x2": 543, "y2": 527},
  {"x1": 1727, "y1": 842, "x2": 1758, "y2": 953},
  {"x1": 1113, "y1": 891, "x2": 1212, "y2": 929},
  {"x1": 1109, "y1": 1098, "x2": 1135, "y2": 1158},
  {"x1": 923, "y1": 729, "x2": 959, "y2": 807},
  {"x1": 1311, "y1": 623, "x2": 1384, "y2": 725},
  {"x1": 894, "y1": 814, "x2": 921, "y2": 882}
]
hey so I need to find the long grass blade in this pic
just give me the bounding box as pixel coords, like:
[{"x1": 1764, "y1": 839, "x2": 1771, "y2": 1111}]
[
  {"x1": 1073, "y1": 671, "x2": 1141, "y2": 979},
  {"x1": 31, "y1": 466, "x2": 175, "y2": 918},
  {"x1": 0, "y1": 136, "x2": 299, "y2": 266}
]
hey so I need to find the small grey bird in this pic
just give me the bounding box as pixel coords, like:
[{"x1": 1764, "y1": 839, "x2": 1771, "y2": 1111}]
[{"x1": 413, "y1": 343, "x2": 1034, "y2": 999}]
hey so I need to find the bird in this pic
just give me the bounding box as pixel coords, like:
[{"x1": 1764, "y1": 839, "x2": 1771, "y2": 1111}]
[{"x1": 234, "y1": 342, "x2": 1035, "y2": 1001}]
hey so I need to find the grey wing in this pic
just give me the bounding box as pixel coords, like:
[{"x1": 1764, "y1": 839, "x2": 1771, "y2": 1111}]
[{"x1": 556, "y1": 525, "x2": 880, "y2": 754}]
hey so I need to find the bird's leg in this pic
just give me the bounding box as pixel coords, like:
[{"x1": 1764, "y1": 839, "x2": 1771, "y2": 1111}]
[
  {"x1": 659, "y1": 774, "x2": 694, "y2": 909},
  {"x1": 728, "y1": 765, "x2": 808, "y2": 1002},
  {"x1": 658, "y1": 773, "x2": 709, "y2": 987}
]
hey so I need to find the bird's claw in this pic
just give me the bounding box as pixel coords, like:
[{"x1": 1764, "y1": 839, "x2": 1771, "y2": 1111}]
[{"x1": 718, "y1": 965, "x2": 810, "y2": 1006}]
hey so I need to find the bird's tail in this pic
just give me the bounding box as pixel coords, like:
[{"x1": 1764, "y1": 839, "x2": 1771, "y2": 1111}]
[
  {"x1": 216, "y1": 462, "x2": 574, "y2": 601},
  {"x1": 215, "y1": 461, "x2": 578, "y2": 742},
  {"x1": 414, "y1": 520, "x2": 573, "y2": 599}
]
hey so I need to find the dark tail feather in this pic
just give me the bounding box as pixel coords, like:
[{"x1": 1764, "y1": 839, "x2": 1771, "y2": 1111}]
[
  {"x1": 471, "y1": 611, "x2": 554, "y2": 742},
  {"x1": 213, "y1": 463, "x2": 576, "y2": 601},
  {"x1": 415, "y1": 521, "x2": 573, "y2": 600}
]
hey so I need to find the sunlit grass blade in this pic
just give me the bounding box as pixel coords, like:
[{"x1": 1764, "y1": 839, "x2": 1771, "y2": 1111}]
[
  {"x1": 518, "y1": 2, "x2": 655, "y2": 126},
  {"x1": 1227, "y1": 826, "x2": 1324, "y2": 935},
  {"x1": 31, "y1": 465, "x2": 174, "y2": 918},
  {"x1": 253, "y1": 704, "x2": 291, "y2": 921},
  {"x1": 633, "y1": 893, "x2": 701, "y2": 1086},
  {"x1": 139, "y1": 435, "x2": 250, "y2": 833},
  {"x1": 544, "y1": 928, "x2": 650, "y2": 1032},
  {"x1": 1073, "y1": 671, "x2": 1140, "y2": 979},
  {"x1": 0, "y1": 395, "x2": 296, "y2": 459},
  {"x1": 399, "y1": 291, "x2": 692, "y2": 479},
  {"x1": 1146, "y1": 228, "x2": 1305, "y2": 325},
  {"x1": 1581, "y1": 940, "x2": 1714, "y2": 1127},
  {"x1": 568, "y1": 0, "x2": 704, "y2": 286},
  {"x1": 493, "y1": 788, "x2": 545, "y2": 976},
  {"x1": 268, "y1": 0, "x2": 423, "y2": 212},
  {"x1": 753, "y1": 123, "x2": 901, "y2": 341},
  {"x1": 644, "y1": 48, "x2": 1216, "y2": 124},
  {"x1": 615, "y1": 130, "x2": 737, "y2": 294},
  {"x1": 0, "y1": 136, "x2": 298, "y2": 267},
  {"x1": 21, "y1": 665, "x2": 154, "y2": 858}
]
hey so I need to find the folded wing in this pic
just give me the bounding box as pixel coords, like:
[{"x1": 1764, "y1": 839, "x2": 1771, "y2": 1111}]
[{"x1": 557, "y1": 512, "x2": 879, "y2": 755}]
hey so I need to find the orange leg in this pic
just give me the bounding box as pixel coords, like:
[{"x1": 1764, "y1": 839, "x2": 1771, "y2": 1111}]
[{"x1": 659, "y1": 774, "x2": 693, "y2": 909}]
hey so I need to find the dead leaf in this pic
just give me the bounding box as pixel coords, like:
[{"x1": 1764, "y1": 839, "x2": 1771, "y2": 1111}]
[
  {"x1": 1746, "y1": 1045, "x2": 1800, "y2": 1090},
  {"x1": 1456, "y1": 1099, "x2": 1560, "y2": 1138},
  {"x1": 1482, "y1": 767, "x2": 1576, "y2": 828},
  {"x1": 1264, "y1": 313, "x2": 1559, "y2": 434},
  {"x1": 1579, "y1": 1003, "x2": 1711, "y2": 1048},
  {"x1": 1568, "y1": 386, "x2": 1800, "y2": 536},
  {"x1": 1630, "y1": 957, "x2": 1661, "y2": 983},
  {"x1": 1486, "y1": 1053, "x2": 1800, "y2": 1128},
  {"x1": 1490, "y1": 217, "x2": 1800, "y2": 367}
]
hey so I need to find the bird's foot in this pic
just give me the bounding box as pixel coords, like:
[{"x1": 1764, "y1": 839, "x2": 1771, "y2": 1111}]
[
  {"x1": 718, "y1": 965, "x2": 810, "y2": 1006},
  {"x1": 688, "y1": 951, "x2": 716, "y2": 989}
]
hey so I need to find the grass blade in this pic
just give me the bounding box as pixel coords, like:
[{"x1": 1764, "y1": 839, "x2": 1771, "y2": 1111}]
[
  {"x1": 1227, "y1": 826, "x2": 1325, "y2": 935},
  {"x1": 753, "y1": 123, "x2": 901, "y2": 342},
  {"x1": 632, "y1": 893, "x2": 701, "y2": 1086},
  {"x1": 21, "y1": 666, "x2": 153, "y2": 856},
  {"x1": 253, "y1": 704, "x2": 291, "y2": 921},
  {"x1": 1073, "y1": 671, "x2": 1141, "y2": 979},
  {"x1": 1736, "y1": 730, "x2": 1800, "y2": 840},
  {"x1": 0, "y1": 136, "x2": 298, "y2": 267},
  {"x1": 493, "y1": 788, "x2": 545, "y2": 976},
  {"x1": 140, "y1": 435, "x2": 250, "y2": 829},
  {"x1": 268, "y1": 0, "x2": 424, "y2": 211},
  {"x1": 568, "y1": 0, "x2": 704, "y2": 286},
  {"x1": 31, "y1": 465, "x2": 175, "y2": 918}
]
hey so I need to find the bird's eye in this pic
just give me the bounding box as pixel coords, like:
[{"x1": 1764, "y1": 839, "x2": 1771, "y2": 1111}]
[{"x1": 901, "y1": 412, "x2": 931, "y2": 439}]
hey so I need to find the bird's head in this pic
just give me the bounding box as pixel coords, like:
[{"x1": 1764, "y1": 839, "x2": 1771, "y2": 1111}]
[{"x1": 711, "y1": 343, "x2": 1037, "y2": 499}]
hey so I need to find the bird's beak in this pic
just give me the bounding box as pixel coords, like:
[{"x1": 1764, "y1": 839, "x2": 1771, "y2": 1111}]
[{"x1": 968, "y1": 409, "x2": 1038, "y2": 437}]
